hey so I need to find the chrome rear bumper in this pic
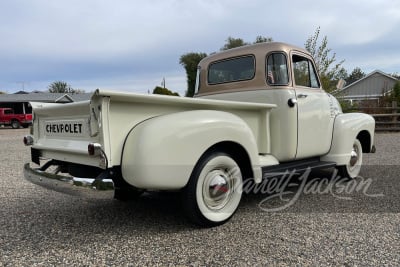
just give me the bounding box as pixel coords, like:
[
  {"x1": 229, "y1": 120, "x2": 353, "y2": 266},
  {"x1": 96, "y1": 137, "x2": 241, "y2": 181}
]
[{"x1": 23, "y1": 163, "x2": 114, "y2": 199}]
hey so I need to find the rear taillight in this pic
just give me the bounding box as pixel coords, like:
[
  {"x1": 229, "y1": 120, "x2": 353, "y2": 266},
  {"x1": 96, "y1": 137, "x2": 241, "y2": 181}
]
[
  {"x1": 26, "y1": 114, "x2": 33, "y2": 120},
  {"x1": 23, "y1": 135, "x2": 34, "y2": 146},
  {"x1": 88, "y1": 143, "x2": 102, "y2": 156}
]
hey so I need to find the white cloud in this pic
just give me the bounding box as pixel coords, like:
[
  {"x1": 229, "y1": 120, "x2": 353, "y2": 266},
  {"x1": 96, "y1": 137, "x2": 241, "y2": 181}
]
[{"x1": 1, "y1": 0, "x2": 399, "y2": 93}]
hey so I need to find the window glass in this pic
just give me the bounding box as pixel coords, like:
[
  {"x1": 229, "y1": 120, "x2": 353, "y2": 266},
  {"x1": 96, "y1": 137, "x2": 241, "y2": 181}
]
[
  {"x1": 266, "y1": 53, "x2": 289, "y2": 85},
  {"x1": 4, "y1": 109, "x2": 12, "y2": 115},
  {"x1": 292, "y1": 55, "x2": 320, "y2": 88},
  {"x1": 208, "y1": 55, "x2": 255, "y2": 84},
  {"x1": 309, "y1": 61, "x2": 319, "y2": 88},
  {"x1": 194, "y1": 67, "x2": 201, "y2": 95}
]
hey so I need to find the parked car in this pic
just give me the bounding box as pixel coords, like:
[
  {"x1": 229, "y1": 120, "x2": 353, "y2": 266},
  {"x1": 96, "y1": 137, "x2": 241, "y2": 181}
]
[{"x1": 0, "y1": 108, "x2": 32, "y2": 128}]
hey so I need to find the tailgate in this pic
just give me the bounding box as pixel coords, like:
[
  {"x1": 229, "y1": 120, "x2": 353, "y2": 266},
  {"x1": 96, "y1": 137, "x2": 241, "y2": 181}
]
[{"x1": 30, "y1": 100, "x2": 105, "y2": 168}]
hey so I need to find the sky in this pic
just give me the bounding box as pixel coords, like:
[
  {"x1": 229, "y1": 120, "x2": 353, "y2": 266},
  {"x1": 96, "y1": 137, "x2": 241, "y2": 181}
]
[{"x1": 1, "y1": 0, "x2": 400, "y2": 96}]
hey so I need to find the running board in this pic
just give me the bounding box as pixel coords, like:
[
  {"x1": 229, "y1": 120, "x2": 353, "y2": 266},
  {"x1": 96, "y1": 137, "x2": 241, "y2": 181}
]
[{"x1": 262, "y1": 157, "x2": 337, "y2": 177}]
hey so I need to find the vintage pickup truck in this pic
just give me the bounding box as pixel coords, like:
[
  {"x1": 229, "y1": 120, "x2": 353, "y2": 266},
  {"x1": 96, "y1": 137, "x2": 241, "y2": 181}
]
[{"x1": 24, "y1": 42, "x2": 375, "y2": 226}]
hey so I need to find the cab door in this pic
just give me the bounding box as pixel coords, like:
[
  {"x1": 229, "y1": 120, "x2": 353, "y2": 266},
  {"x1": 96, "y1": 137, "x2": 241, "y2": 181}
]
[{"x1": 291, "y1": 52, "x2": 334, "y2": 159}]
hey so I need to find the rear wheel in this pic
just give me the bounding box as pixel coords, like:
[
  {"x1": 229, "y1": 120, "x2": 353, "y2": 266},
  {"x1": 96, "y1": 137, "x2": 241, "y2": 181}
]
[
  {"x1": 11, "y1": 120, "x2": 20, "y2": 129},
  {"x1": 182, "y1": 152, "x2": 243, "y2": 227},
  {"x1": 337, "y1": 139, "x2": 363, "y2": 179}
]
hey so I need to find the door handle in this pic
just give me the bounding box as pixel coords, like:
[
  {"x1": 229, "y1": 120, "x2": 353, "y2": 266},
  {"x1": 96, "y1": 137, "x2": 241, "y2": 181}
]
[
  {"x1": 297, "y1": 94, "x2": 308, "y2": 98},
  {"x1": 287, "y1": 98, "x2": 297, "y2": 108}
]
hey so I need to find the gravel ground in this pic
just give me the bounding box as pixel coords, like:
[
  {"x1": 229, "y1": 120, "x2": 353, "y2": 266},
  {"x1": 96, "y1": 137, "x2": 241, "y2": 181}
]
[{"x1": 0, "y1": 128, "x2": 399, "y2": 266}]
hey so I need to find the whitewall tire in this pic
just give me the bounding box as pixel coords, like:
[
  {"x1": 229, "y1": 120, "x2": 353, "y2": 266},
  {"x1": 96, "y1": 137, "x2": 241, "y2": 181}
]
[
  {"x1": 182, "y1": 152, "x2": 243, "y2": 227},
  {"x1": 337, "y1": 139, "x2": 363, "y2": 179}
]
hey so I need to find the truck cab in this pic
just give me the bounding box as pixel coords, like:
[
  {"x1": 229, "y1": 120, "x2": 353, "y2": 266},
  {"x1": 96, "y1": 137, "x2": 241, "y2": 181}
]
[{"x1": 195, "y1": 42, "x2": 374, "y2": 167}]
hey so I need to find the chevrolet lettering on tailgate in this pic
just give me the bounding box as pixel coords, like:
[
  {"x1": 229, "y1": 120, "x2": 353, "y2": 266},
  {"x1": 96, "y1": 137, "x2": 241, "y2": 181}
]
[{"x1": 44, "y1": 120, "x2": 85, "y2": 136}]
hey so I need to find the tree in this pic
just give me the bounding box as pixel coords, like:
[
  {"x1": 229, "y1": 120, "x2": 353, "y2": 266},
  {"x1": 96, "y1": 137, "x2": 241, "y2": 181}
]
[
  {"x1": 48, "y1": 81, "x2": 73, "y2": 93},
  {"x1": 179, "y1": 52, "x2": 207, "y2": 97},
  {"x1": 0, "y1": 91, "x2": 5, "y2": 94},
  {"x1": 71, "y1": 88, "x2": 86, "y2": 94},
  {"x1": 381, "y1": 81, "x2": 400, "y2": 107},
  {"x1": 391, "y1": 81, "x2": 400, "y2": 103},
  {"x1": 221, "y1": 37, "x2": 249, "y2": 51},
  {"x1": 221, "y1": 35, "x2": 273, "y2": 51},
  {"x1": 254, "y1": 35, "x2": 273, "y2": 43},
  {"x1": 305, "y1": 27, "x2": 345, "y2": 92},
  {"x1": 346, "y1": 67, "x2": 366, "y2": 85},
  {"x1": 391, "y1": 72, "x2": 400, "y2": 80},
  {"x1": 152, "y1": 86, "x2": 179, "y2": 96},
  {"x1": 47, "y1": 81, "x2": 85, "y2": 93}
]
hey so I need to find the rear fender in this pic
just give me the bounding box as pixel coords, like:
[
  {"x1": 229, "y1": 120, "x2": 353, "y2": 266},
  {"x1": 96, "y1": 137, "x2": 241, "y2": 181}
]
[{"x1": 121, "y1": 110, "x2": 260, "y2": 190}]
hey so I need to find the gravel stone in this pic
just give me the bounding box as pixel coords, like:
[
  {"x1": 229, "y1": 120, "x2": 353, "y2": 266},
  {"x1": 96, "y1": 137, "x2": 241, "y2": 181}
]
[{"x1": 0, "y1": 128, "x2": 399, "y2": 266}]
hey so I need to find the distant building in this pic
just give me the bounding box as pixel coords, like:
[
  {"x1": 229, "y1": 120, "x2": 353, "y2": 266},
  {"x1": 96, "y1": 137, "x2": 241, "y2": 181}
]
[
  {"x1": 336, "y1": 70, "x2": 398, "y2": 105},
  {"x1": 0, "y1": 92, "x2": 92, "y2": 114}
]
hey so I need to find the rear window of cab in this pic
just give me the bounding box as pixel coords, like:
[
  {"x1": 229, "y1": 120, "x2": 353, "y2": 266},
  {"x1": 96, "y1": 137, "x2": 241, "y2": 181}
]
[{"x1": 208, "y1": 55, "x2": 255, "y2": 84}]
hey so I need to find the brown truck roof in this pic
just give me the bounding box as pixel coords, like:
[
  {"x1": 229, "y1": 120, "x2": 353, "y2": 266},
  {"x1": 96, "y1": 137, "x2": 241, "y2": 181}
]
[{"x1": 197, "y1": 42, "x2": 313, "y2": 96}]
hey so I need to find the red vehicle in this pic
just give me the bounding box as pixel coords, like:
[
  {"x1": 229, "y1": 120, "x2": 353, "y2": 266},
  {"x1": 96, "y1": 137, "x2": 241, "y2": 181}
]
[{"x1": 0, "y1": 108, "x2": 32, "y2": 129}]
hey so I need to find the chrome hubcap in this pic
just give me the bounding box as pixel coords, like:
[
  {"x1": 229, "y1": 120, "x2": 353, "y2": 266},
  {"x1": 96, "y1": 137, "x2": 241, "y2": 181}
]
[
  {"x1": 203, "y1": 169, "x2": 233, "y2": 210},
  {"x1": 349, "y1": 144, "x2": 359, "y2": 167}
]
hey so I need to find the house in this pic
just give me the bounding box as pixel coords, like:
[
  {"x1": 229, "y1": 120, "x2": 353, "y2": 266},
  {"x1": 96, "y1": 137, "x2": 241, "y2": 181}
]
[
  {"x1": 0, "y1": 92, "x2": 92, "y2": 114},
  {"x1": 336, "y1": 70, "x2": 399, "y2": 105}
]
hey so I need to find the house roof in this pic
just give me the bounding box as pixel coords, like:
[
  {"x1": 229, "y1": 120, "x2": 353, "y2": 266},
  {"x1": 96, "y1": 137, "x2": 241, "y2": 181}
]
[
  {"x1": 337, "y1": 70, "x2": 398, "y2": 99},
  {"x1": 341, "y1": 70, "x2": 398, "y2": 92},
  {"x1": 0, "y1": 92, "x2": 92, "y2": 103}
]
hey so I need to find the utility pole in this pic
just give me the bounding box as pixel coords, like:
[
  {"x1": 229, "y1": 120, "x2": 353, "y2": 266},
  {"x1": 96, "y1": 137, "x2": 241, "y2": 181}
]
[
  {"x1": 161, "y1": 77, "x2": 166, "y2": 89},
  {"x1": 16, "y1": 81, "x2": 29, "y2": 92}
]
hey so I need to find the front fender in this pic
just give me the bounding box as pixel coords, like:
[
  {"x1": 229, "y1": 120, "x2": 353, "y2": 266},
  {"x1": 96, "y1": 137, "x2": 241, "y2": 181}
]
[
  {"x1": 121, "y1": 110, "x2": 260, "y2": 190},
  {"x1": 321, "y1": 113, "x2": 375, "y2": 165}
]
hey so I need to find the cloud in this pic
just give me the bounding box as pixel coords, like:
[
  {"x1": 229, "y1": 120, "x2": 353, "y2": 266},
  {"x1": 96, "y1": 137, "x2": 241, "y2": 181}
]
[{"x1": 1, "y1": 0, "x2": 399, "y2": 93}]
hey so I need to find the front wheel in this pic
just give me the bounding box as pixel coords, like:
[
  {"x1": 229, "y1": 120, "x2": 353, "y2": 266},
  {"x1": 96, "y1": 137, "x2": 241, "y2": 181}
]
[
  {"x1": 182, "y1": 152, "x2": 243, "y2": 227},
  {"x1": 337, "y1": 139, "x2": 363, "y2": 179}
]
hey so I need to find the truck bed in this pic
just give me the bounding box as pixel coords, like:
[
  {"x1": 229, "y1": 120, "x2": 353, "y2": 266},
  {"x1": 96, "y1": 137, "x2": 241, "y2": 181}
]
[{"x1": 31, "y1": 90, "x2": 276, "y2": 169}]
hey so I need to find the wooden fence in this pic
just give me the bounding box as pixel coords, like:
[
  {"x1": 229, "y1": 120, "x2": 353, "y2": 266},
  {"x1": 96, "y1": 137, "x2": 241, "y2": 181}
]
[{"x1": 356, "y1": 101, "x2": 400, "y2": 131}]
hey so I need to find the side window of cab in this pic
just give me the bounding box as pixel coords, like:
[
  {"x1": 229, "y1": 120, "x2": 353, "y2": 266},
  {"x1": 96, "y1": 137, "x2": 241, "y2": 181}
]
[
  {"x1": 266, "y1": 53, "x2": 289, "y2": 85},
  {"x1": 292, "y1": 54, "x2": 320, "y2": 88}
]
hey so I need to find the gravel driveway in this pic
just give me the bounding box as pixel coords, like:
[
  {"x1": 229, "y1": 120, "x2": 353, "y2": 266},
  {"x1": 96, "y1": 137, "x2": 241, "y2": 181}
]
[{"x1": 0, "y1": 128, "x2": 399, "y2": 266}]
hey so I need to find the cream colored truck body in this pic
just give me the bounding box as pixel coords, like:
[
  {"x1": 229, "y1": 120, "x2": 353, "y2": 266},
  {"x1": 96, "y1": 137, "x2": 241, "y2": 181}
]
[
  {"x1": 30, "y1": 92, "x2": 275, "y2": 188},
  {"x1": 25, "y1": 42, "x2": 375, "y2": 226}
]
